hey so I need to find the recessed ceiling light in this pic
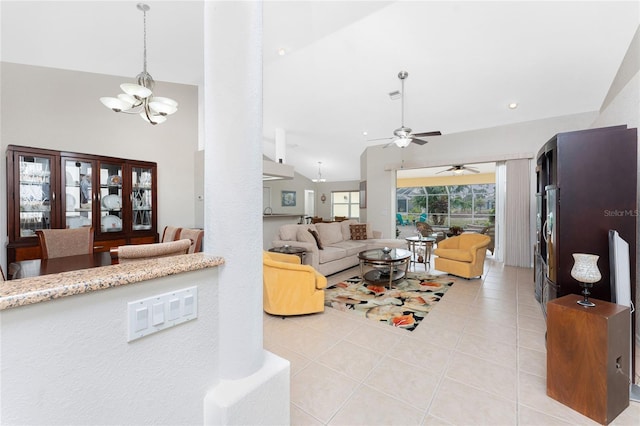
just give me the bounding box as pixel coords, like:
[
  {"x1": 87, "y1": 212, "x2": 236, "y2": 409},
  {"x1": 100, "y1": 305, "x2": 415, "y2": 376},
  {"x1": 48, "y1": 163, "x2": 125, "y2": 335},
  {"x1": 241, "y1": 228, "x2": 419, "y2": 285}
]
[
  {"x1": 508, "y1": 102, "x2": 518, "y2": 109},
  {"x1": 277, "y1": 48, "x2": 286, "y2": 56},
  {"x1": 362, "y1": 131, "x2": 368, "y2": 136}
]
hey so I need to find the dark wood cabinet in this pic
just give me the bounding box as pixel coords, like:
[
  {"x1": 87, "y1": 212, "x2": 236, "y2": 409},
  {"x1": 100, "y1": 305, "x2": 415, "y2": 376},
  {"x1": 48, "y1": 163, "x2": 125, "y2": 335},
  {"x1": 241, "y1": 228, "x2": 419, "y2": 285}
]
[
  {"x1": 6, "y1": 145, "x2": 158, "y2": 263},
  {"x1": 547, "y1": 295, "x2": 630, "y2": 424},
  {"x1": 534, "y1": 125, "x2": 637, "y2": 304}
]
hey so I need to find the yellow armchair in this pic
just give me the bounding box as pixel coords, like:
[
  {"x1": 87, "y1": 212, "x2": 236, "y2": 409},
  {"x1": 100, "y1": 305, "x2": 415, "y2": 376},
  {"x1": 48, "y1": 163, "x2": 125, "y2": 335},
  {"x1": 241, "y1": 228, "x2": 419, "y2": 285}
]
[
  {"x1": 263, "y1": 251, "x2": 327, "y2": 316},
  {"x1": 433, "y1": 233, "x2": 491, "y2": 279}
]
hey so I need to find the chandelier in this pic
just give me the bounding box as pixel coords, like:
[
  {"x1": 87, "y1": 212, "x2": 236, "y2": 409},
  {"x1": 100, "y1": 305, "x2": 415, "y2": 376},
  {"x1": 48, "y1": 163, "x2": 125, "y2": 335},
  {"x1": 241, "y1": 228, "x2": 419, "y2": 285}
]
[
  {"x1": 312, "y1": 162, "x2": 326, "y2": 182},
  {"x1": 100, "y1": 3, "x2": 177, "y2": 125}
]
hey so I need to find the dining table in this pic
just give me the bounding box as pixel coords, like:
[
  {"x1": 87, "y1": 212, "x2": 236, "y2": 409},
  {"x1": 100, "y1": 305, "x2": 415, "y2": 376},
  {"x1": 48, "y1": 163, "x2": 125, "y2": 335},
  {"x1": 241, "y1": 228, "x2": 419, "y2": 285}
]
[{"x1": 8, "y1": 252, "x2": 115, "y2": 280}]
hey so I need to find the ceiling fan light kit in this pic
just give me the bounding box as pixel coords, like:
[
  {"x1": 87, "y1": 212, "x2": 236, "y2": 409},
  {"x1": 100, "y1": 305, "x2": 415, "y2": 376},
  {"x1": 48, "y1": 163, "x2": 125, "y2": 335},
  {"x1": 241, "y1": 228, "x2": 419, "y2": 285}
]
[{"x1": 100, "y1": 3, "x2": 178, "y2": 125}]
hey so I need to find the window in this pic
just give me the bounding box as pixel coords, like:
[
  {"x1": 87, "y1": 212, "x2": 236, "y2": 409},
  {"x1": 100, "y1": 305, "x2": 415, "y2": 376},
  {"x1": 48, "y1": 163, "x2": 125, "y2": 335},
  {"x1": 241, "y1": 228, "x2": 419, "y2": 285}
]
[
  {"x1": 396, "y1": 184, "x2": 495, "y2": 227},
  {"x1": 332, "y1": 191, "x2": 360, "y2": 219}
]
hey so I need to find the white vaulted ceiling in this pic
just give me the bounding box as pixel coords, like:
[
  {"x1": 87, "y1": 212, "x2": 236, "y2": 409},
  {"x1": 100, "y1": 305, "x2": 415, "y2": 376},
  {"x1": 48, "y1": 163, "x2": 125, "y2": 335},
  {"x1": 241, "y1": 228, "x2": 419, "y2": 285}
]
[{"x1": 2, "y1": 1, "x2": 638, "y2": 181}]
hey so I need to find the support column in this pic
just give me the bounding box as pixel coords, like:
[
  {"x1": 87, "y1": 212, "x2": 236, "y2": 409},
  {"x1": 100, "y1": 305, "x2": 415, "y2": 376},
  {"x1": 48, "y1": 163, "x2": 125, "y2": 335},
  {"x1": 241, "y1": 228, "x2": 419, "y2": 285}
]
[{"x1": 203, "y1": 1, "x2": 289, "y2": 424}]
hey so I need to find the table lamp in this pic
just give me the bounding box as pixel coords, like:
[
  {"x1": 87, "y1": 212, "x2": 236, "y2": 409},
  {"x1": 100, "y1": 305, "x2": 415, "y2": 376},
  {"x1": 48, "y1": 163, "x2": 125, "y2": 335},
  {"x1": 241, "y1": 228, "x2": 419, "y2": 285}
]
[{"x1": 570, "y1": 253, "x2": 601, "y2": 307}]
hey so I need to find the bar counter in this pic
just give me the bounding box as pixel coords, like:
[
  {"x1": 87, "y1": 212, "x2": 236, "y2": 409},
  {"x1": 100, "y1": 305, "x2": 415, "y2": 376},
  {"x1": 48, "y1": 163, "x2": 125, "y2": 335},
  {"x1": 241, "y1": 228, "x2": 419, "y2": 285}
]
[{"x1": 0, "y1": 253, "x2": 224, "y2": 310}]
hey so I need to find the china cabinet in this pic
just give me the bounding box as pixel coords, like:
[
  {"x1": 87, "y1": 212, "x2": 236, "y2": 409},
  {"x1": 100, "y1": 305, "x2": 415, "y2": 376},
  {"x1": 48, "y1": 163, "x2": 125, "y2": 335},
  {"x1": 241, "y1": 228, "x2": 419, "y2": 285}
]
[{"x1": 6, "y1": 145, "x2": 158, "y2": 263}]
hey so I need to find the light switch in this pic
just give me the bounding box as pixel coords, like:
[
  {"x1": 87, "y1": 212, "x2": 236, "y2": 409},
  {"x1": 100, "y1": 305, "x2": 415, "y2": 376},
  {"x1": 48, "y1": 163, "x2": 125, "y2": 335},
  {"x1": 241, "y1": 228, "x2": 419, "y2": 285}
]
[
  {"x1": 135, "y1": 307, "x2": 148, "y2": 332},
  {"x1": 168, "y1": 298, "x2": 180, "y2": 321},
  {"x1": 183, "y1": 295, "x2": 194, "y2": 316},
  {"x1": 152, "y1": 302, "x2": 165, "y2": 326}
]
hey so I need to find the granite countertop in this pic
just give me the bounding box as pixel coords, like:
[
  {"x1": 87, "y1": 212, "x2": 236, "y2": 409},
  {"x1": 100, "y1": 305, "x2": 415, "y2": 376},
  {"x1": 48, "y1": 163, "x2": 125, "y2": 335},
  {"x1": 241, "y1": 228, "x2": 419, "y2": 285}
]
[{"x1": 0, "y1": 253, "x2": 224, "y2": 310}]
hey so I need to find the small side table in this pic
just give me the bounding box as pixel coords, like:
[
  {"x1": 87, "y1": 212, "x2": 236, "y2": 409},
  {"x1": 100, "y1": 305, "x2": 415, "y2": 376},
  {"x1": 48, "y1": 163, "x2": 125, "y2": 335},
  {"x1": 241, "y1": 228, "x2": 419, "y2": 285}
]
[
  {"x1": 268, "y1": 246, "x2": 306, "y2": 263},
  {"x1": 405, "y1": 236, "x2": 435, "y2": 271},
  {"x1": 546, "y1": 294, "x2": 630, "y2": 424}
]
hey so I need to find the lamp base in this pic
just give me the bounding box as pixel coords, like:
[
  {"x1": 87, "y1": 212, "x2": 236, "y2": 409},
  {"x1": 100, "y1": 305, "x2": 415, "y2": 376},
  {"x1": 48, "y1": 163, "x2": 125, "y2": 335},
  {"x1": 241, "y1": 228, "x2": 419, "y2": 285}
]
[
  {"x1": 577, "y1": 299, "x2": 596, "y2": 307},
  {"x1": 577, "y1": 282, "x2": 596, "y2": 307}
]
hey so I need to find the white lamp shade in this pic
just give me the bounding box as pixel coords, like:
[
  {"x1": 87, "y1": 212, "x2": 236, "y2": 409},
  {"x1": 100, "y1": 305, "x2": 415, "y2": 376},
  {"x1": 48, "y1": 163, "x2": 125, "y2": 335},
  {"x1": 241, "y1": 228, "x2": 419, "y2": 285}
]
[
  {"x1": 394, "y1": 137, "x2": 412, "y2": 148},
  {"x1": 121, "y1": 83, "x2": 152, "y2": 99},
  {"x1": 117, "y1": 93, "x2": 138, "y2": 107},
  {"x1": 100, "y1": 97, "x2": 130, "y2": 112},
  {"x1": 570, "y1": 253, "x2": 601, "y2": 283},
  {"x1": 151, "y1": 96, "x2": 178, "y2": 108},
  {"x1": 139, "y1": 112, "x2": 167, "y2": 124},
  {"x1": 149, "y1": 100, "x2": 178, "y2": 115}
]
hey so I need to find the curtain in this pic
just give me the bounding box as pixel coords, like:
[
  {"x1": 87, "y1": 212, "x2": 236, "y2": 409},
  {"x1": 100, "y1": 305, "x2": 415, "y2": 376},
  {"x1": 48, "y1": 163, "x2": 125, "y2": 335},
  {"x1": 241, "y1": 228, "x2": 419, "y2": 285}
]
[{"x1": 504, "y1": 159, "x2": 532, "y2": 267}]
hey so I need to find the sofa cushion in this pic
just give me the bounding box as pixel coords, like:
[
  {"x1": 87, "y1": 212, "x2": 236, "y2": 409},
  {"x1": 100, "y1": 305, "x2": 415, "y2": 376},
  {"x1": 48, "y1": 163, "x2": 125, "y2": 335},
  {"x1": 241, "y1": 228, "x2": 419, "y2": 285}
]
[
  {"x1": 349, "y1": 224, "x2": 368, "y2": 240},
  {"x1": 308, "y1": 229, "x2": 324, "y2": 249},
  {"x1": 340, "y1": 219, "x2": 359, "y2": 240},
  {"x1": 330, "y1": 240, "x2": 367, "y2": 257},
  {"x1": 434, "y1": 248, "x2": 473, "y2": 263},
  {"x1": 315, "y1": 222, "x2": 344, "y2": 246},
  {"x1": 280, "y1": 224, "x2": 301, "y2": 241},
  {"x1": 318, "y1": 246, "x2": 347, "y2": 263},
  {"x1": 296, "y1": 227, "x2": 318, "y2": 247}
]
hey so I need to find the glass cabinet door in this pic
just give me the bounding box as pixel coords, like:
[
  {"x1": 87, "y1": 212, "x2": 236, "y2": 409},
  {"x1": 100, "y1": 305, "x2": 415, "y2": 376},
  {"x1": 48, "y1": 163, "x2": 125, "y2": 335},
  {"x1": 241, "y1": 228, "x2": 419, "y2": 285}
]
[
  {"x1": 99, "y1": 162, "x2": 124, "y2": 233},
  {"x1": 131, "y1": 166, "x2": 153, "y2": 231},
  {"x1": 63, "y1": 158, "x2": 94, "y2": 229},
  {"x1": 18, "y1": 154, "x2": 53, "y2": 237}
]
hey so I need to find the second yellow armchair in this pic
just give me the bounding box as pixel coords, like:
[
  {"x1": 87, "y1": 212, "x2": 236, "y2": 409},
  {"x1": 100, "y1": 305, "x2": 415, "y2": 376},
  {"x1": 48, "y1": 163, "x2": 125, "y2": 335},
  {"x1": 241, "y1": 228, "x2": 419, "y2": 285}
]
[
  {"x1": 263, "y1": 251, "x2": 327, "y2": 316},
  {"x1": 433, "y1": 233, "x2": 491, "y2": 279}
]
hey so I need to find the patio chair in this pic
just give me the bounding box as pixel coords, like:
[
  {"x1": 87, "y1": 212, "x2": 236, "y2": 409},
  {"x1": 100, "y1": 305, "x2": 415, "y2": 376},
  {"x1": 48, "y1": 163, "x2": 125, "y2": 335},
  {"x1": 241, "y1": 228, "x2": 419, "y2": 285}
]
[{"x1": 396, "y1": 213, "x2": 406, "y2": 226}]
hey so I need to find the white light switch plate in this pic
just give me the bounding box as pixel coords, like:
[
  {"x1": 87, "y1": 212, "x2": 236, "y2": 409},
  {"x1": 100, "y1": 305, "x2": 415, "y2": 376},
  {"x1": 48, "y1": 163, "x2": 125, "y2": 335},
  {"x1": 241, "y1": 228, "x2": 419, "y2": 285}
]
[{"x1": 127, "y1": 286, "x2": 198, "y2": 342}]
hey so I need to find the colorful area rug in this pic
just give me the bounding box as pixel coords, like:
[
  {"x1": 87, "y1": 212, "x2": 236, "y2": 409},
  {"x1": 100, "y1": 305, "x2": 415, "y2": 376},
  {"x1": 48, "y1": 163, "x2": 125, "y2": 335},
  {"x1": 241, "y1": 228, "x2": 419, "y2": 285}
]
[{"x1": 325, "y1": 272, "x2": 454, "y2": 331}]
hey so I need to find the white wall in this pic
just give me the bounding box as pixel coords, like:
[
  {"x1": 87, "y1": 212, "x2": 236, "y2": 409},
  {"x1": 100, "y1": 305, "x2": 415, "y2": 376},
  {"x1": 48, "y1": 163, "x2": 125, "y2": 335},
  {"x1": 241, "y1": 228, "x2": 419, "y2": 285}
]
[
  {"x1": 0, "y1": 62, "x2": 199, "y2": 270},
  {"x1": 0, "y1": 268, "x2": 219, "y2": 425}
]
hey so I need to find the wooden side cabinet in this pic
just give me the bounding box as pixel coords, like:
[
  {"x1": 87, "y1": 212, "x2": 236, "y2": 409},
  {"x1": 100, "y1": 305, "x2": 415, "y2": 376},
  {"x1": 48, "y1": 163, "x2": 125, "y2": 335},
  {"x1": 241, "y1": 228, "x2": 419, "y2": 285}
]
[{"x1": 547, "y1": 294, "x2": 630, "y2": 424}]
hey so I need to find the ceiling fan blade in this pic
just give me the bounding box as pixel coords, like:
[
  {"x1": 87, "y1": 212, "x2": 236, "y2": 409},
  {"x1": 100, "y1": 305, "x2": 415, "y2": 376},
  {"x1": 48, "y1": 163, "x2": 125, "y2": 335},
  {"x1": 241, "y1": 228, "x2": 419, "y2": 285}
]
[
  {"x1": 466, "y1": 167, "x2": 480, "y2": 173},
  {"x1": 412, "y1": 131, "x2": 442, "y2": 137},
  {"x1": 436, "y1": 167, "x2": 455, "y2": 174},
  {"x1": 382, "y1": 141, "x2": 394, "y2": 149},
  {"x1": 411, "y1": 138, "x2": 428, "y2": 145},
  {"x1": 367, "y1": 137, "x2": 393, "y2": 142}
]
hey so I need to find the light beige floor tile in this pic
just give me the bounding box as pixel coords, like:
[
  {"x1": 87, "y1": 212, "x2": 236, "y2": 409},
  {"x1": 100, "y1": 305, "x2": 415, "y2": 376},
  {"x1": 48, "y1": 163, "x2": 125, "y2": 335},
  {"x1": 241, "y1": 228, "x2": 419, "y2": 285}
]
[
  {"x1": 421, "y1": 414, "x2": 453, "y2": 425},
  {"x1": 518, "y1": 346, "x2": 546, "y2": 378},
  {"x1": 518, "y1": 328, "x2": 547, "y2": 352},
  {"x1": 456, "y1": 332, "x2": 517, "y2": 369},
  {"x1": 518, "y1": 371, "x2": 600, "y2": 425},
  {"x1": 445, "y1": 351, "x2": 517, "y2": 401},
  {"x1": 264, "y1": 342, "x2": 312, "y2": 376},
  {"x1": 344, "y1": 322, "x2": 404, "y2": 355},
  {"x1": 423, "y1": 309, "x2": 469, "y2": 333},
  {"x1": 277, "y1": 326, "x2": 340, "y2": 359},
  {"x1": 471, "y1": 297, "x2": 518, "y2": 315},
  {"x1": 291, "y1": 362, "x2": 359, "y2": 424},
  {"x1": 387, "y1": 337, "x2": 452, "y2": 376},
  {"x1": 462, "y1": 317, "x2": 517, "y2": 346},
  {"x1": 611, "y1": 401, "x2": 640, "y2": 425},
  {"x1": 409, "y1": 319, "x2": 462, "y2": 350},
  {"x1": 518, "y1": 303, "x2": 544, "y2": 319},
  {"x1": 365, "y1": 356, "x2": 440, "y2": 411},
  {"x1": 329, "y1": 384, "x2": 425, "y2": 425},
  {"x1": 291, "y1": 403, "x2": 324, "y2": 426},
  {"x1": 429, "y1": 377, "x2": 516, "y2": 425},
  {"x1": 318, "y1": 340, "x2": 383, "y2": 381},
  {"x1": 518, "y1": 404, "x2": 574, "y2": 425},
  {"x1": 303, "y1": 309, "x2": 362, "y2": 338},
  {"x1": 518, "y1": 312, "x2": 547, "y2": 334}
]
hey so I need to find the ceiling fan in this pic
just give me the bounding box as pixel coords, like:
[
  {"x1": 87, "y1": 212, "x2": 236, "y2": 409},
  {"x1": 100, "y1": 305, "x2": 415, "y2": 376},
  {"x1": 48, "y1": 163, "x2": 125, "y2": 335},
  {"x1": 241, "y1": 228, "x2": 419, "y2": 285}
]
[
  {"x1": 369, "y1": 71, "x2": 442, "y2": 148},
  {"x1": 437, "y1": 164, "x2": 480, "y2": 174}
]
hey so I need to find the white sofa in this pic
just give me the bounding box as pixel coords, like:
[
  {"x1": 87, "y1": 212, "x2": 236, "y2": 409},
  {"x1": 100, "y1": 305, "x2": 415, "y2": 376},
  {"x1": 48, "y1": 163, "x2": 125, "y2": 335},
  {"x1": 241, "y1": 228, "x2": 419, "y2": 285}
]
[{"x1": 271, "y1": 220, "x2": 405, "y2": 276}]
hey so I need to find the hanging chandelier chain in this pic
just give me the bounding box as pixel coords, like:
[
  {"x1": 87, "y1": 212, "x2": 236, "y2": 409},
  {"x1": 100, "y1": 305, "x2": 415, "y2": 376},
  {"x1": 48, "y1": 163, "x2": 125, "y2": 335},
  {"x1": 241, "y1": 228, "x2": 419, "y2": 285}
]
[{"x1": 142, "y1": 7, "x2": 147, "y2": 74}]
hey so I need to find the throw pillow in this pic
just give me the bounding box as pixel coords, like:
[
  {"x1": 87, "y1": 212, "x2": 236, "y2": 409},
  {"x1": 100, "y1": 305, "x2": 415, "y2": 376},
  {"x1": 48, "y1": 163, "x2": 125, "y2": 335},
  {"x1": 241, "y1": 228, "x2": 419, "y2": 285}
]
[
  {"x1": 308, "y1": 229, "x2": 324, "y2": 250},
  {"x1": 349, "y1": 224, "x2": 368, "y2": 240}
]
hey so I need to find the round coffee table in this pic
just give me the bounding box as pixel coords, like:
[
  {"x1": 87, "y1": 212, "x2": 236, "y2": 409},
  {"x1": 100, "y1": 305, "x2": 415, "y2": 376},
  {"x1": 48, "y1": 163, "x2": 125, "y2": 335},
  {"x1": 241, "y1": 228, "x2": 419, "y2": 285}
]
[
  {"x1": 358, "y1": 248, "x2": 411, "y2": 289},
  {"x1": 268, "y1": 245, "x2": 306, "y2": 262}
]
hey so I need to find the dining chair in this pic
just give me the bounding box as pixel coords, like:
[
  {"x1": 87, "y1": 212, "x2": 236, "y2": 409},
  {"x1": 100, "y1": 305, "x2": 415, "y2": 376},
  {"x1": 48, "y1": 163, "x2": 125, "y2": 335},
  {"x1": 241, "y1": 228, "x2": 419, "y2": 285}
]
[
  {"x1": 112, "y1": 239, "x2": 191, "y2": 263},
  {"x1": 36, "y1": 227, "x2": 94, "y2": 259},
  {"x1": 161, "y1": 226, "x2": 183, "y2": 243},
  {"x1": 177, "y1": 228, "x2": 204, "y2": 253}
]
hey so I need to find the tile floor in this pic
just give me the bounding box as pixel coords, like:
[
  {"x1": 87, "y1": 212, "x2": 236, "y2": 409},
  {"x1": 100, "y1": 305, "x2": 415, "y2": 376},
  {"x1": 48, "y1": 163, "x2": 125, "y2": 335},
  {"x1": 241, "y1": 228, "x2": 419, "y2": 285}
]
[{"x1": 263, "y1": 256, "x2": 640, "y2": 425}]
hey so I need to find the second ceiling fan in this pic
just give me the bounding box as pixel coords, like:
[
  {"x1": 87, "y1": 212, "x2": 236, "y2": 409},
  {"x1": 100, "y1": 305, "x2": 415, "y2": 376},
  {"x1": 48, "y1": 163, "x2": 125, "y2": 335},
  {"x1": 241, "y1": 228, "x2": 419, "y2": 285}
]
[{"x1": 369, "y1": 71, "x2": 442, "y2": 148}]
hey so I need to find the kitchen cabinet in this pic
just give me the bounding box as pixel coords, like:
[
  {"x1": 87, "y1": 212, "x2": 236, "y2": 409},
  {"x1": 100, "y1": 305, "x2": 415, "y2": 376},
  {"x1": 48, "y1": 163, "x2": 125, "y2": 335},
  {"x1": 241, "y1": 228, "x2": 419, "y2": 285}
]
[{"x1": 6, "y1": 145, "x2": 158, "y2": 263}]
